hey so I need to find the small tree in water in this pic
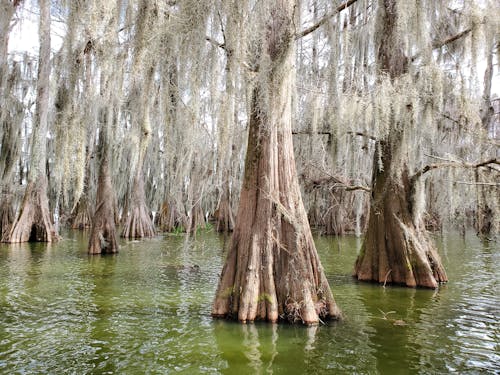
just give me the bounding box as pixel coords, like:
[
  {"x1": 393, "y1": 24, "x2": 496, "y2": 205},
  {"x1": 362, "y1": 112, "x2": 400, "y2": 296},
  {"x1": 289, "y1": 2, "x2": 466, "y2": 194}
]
[{"x1": 212, "y1": 0, "x2": 341, "y2": 325}]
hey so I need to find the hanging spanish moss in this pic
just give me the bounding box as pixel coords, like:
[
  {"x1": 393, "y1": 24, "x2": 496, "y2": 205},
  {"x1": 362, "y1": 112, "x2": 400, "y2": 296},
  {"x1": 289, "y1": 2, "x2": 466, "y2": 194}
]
[{"x1": 0, "y1": 0, "x2": 498, "y2": 315}]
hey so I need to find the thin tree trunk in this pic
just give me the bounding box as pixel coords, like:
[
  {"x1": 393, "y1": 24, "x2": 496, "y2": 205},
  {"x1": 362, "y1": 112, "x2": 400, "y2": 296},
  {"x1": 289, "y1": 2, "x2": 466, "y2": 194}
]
[
  {"x1": 475, "y1": 43, "x2": 496, "y2": 236},
  {"x1": 1, "y1": 1, "x2": 22, "y2": 237},
  {"x1": 215, "y1": 35, "x2": 236, "y2": 233},
  {"x1": 0, "y1": 68, "x2": 22, "y2": 238},
  {"x1": 212, "y1": 0, "x2": 341, "y2": 325},
  {"x1": 0, "y1": 0, "x2": 21, "y2": 88},
  {"x1": 4, "y1": 0, "x2": 57, "y2": 243},
  {"x1": 157, "y1": 32, "x2": 181, "y2": 233},
  {"x1": 71, "y1": 156, "x2": 93, "y2": 230}
]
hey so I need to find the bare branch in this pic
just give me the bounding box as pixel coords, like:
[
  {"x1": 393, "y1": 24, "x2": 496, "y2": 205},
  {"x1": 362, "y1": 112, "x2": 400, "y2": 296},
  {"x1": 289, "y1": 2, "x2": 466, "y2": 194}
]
[
  {"x1": 411, "y1": 158, "x2": 500, "y2": 183},
  {"x1": 441, "y1": 112, "x2": 460, "y2": 125},
  {"x1": 292, "y1": 130, "x2": 332, "y2": 135},
  {"x1": 291, "y1": 130, "x2": 377, "y2": 142},
  {"x1": 304, "y1": 175, "x2": 371, "y2": 192},
  {"x1": 432, "y1": 28, "x2": 472, "y2": 50},
  {"x1": 346, "y1": 131, "x2": 377, "y2": 141},
  {"x1": 411, "y1": 28, "x2": 473, "y2": 61},
  {"x1": 423, "y1": 154, "x2": 458, "y2": 162},
  {"x1": 299, "y1": 158, "x2": 371, "y2": 192},
  {"x1": 345, "y1": 184, "x2": 372, "y2": 192},
  {"x1": 205, "y1": 36, "x2": 225, "y2": 50},
  {"x1": 296, "y1": 0, "x2": 360, "y2": 40},
  {"x1": 451, "y1": 181, "x2": 500, "y2": 187}
]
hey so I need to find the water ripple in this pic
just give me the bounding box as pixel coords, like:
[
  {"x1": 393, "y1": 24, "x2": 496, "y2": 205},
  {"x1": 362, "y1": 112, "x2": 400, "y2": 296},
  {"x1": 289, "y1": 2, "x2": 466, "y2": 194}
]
[{"x1": 0, "y1": 231, "x2": 498, "y2": 373}]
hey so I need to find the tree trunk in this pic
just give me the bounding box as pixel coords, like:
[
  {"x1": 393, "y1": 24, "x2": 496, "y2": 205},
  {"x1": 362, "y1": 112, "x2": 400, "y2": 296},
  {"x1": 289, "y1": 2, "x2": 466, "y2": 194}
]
[
  {"x1": 4, "y1": 0, "x2": 57, "y2": 243},
  {"x1": 88, "y1": 135, "x2": 118, "y2": 254},
  {"x1": 0, "y1": 69, "x2": 22, "y2": 238},
  {"x1": 121, "y1": 169, "x2": 155, "y2": 238},
  {"x1": 475, "y1": 169, "x2": 497, "y2": 236},
  {"x1": 156, "y1": 200, "x2": 183, "y2": 232},
  {"x1": 212, "y1": 0, "x2": 341, "y2": 325},
  {"x1": 353, "y1": 0, "x2": 447, "y2": 288},
  {"x1": 475, "y1": 42, "x2": 496, "y2": 237},
  {"x1": 121, "y1": 3, "x2": 155, "y2": 238},
  {"x1": 0, "y1": 0, "x2": 20, "y2": 89},
  {"x1": 215, "y1": 185, "x2": 234, "y2": 233},
  {"x1": 354, "y1": 142, "x2": 447, "y2": 288},
  {"x1": 4, "y1": 177, "x2": 57, "y2": 242},
  {"x1": 0, "y1": 194, "x2": 14, "y2": 239},
  {"x1": 88, "y1": 47, "x2": 119, "y2": 254},
  {"x1": 71, "y1": 194, "x2": 92, "y2": 229},
  {"x1": 214, "y1": 1, "x2": 239, "y2": 234},
  {"x1": 70, "y1": 148, "x2": 93, "y2": 229}
]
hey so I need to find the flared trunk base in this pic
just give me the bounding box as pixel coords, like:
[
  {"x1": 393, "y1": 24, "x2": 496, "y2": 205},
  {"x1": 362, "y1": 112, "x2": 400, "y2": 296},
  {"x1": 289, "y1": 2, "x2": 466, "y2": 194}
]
[
  {"x1": 354, "y1": 164, "x2": 447, "y2": 288},
  {"x1": 71, "y1": 196, "x2": 92, "y2": 229},
  {"x1": 121, "y1": 204, "x2": 155, "y2": 238},
  {"x1": 3, "y1": 179, "x2": 58, "y2": 243}
]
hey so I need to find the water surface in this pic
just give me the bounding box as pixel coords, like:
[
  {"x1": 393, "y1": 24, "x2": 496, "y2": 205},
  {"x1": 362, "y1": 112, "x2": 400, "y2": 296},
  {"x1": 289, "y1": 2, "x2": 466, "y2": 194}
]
[{"x1": 0, "y1": 231, "x2": 498, "y2": 374}]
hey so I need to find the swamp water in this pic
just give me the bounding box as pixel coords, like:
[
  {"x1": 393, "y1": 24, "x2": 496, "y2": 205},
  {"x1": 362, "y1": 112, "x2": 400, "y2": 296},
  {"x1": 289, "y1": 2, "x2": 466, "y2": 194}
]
[{"x1": 0, "y1": 231, "x2": 498, "y2": 374}]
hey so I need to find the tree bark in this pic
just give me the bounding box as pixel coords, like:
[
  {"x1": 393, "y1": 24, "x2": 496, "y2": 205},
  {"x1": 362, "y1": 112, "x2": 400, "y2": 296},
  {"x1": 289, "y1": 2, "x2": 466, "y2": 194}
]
[
  {"x1": 4, "y1": 0, "x2": 57, "y2": 243},
  {"x1": 71, "y1": 194, "x2": 92, "y2": 229},
  {"x1": 0, "y1": 68, "x2": 22, "y2": 238},
  {"x1": 475, "y1": 42, "x2": 496, "y2": 237},
  {"x1": 354, "y1": 142, "x2": 447, "y2": 288},
  {"x1": 215, "y1": 186, "x2": 234, "y2": 233},
  {"x1": 214, "y1": 0, "x2": 240, "y2": 234},
  {"x1": 353, "y1": 0, "x2": 447, "y2": 288},
  {"x1": 156, "y1": 200, "x2": 183, "y2": 232},
  {"x1": 0, "y1": 0, "x2": 21, "y2": 89},
  {"x1": 212, "y1": 0, "x2": 341, "y2": 325},
  {"x1": 88, "y1": 28, "x2": 120, "y2": 254},
  {"x1": 88, "y1": 131, "x2": 118, "y2": 254},
  {"x1": 0, "y1": 195, "x2": 14, "y2": 240},
  {"x1": 121, "y1": 169, "x2": 155, "y2": 238}
]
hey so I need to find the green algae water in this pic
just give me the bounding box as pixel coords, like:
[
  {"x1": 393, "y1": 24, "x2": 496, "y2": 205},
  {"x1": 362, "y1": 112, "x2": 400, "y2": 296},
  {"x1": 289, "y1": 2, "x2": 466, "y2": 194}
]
[{"x1": 0, "y1": 231, "x2": 498, "y2": 374}]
